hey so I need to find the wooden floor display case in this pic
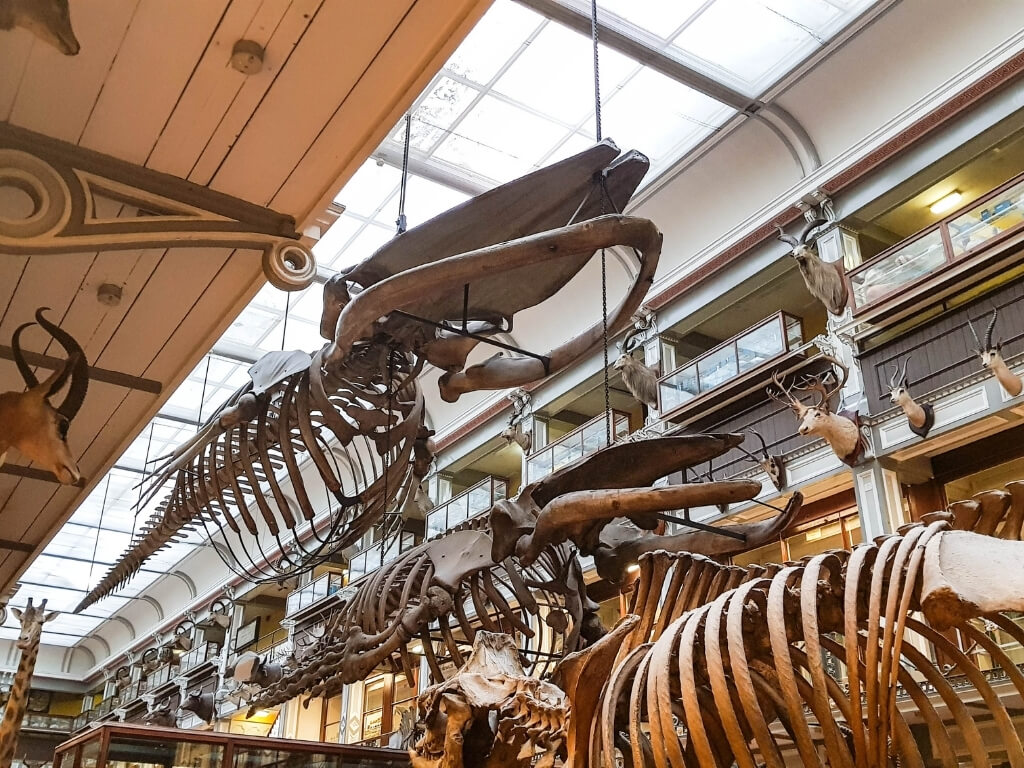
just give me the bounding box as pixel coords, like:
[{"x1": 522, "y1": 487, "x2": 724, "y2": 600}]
[{"x1": 53, "y1": 723, "x2": 408, "y2": 768}]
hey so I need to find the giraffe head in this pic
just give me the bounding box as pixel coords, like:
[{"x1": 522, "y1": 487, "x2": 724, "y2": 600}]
[{"x1": 11, "y1": 598, "x2": 59, "y2": 650}]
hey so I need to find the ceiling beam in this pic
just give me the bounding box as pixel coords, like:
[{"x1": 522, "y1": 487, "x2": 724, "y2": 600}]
[
  {"x1": 372, "y1": 143, "x2": 493, "y2": 197},
  {"x1": 0, "y1": 345, "x2": 162, "y2": 394}
]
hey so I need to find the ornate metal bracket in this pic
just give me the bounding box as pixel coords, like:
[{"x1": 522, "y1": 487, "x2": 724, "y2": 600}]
[{"x1": 0, "y1": 123, "x2": 316, "y2": 291}]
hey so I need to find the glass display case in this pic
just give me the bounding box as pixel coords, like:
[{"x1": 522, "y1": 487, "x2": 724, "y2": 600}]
[
  {"x1": 525, "y1": 411, "x2": 630, "y2": 483},
  {"x1": 847, "y1": 170, "x2": 1024, "y2": 311},
  {"x1": 658, "y1": 312, "x2": 803, "y2": 413},
  {"x1": 53, "y1": 723, "x2": 407, "y2": 768},
  {"x1": 424, "y1": 476, "x2": 508, "y2": 539},
  {"x1": 285, "y1": 572, "x2": 346, "y2": 616}
]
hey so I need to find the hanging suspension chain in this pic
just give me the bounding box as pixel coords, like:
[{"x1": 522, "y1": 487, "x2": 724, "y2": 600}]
[
  {"x1": 590, "y1": 0, "x2": 611, "y2": 444},
  {"x1": 281, "y1": 293, "x2": 291, "y2": 351},
  {"x1": 396, "y1": 113, "x2": 412, "y2": 235},
  {"x1": 591, "y1": 0, "x2": 602, "y2": 142}
]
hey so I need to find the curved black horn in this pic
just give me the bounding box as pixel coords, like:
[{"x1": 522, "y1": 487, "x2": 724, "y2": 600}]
[
  {"x1": 800, "y1": 218, "x2": 828, "y2": 244},
  {"x1": 984, "y1": 308, "x2": 998, "y2": 351},
  {"x1": 620, "y1": 325, "x2": 645, "y2": 354},
  {"x1": 11, "y1": 321, "x2": 39, "y2": 389},
  {"x1": 775, "y1": 225, "x2": 799, "y2": 248},
  {"x1": 34, "y1": 307, "x2": 89, "y2": 420},
  {"x1": 888, "y1": 363, "x2": 900, "y2": 389}
]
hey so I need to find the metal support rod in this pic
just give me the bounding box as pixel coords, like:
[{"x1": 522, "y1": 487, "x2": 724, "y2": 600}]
[
  {"x1": 0, "y1": 345, "x2": 162, "y2": 394},
  {"x1": 653, "y1": 511, "x2": 747, "y2": 541},
  {"x1": 392, "y1": 310, "x2": 551, "y2": 374},
  {"x1": 0, "y1": 538, "x2": 34, "y2": 553}
]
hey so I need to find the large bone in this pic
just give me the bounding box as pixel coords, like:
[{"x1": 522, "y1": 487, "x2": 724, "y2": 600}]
[
  {"x1": 325, "y1": 215, "x2": 662, "y2": 398},
  {"x1": 515, "y1": 481, "x2": 762, "y2": 566},
  {"x1": 921, "y1": 529, "x2": 1024, "y2": 630}
]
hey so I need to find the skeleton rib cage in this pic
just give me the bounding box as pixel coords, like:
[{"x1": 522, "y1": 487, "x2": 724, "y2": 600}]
[
  {"x1": 76, "y1": 345, "x2": 424, "y2": 613},
  {"x1": 588, "y1": 516, "x2": 1024, "y2": 768}
]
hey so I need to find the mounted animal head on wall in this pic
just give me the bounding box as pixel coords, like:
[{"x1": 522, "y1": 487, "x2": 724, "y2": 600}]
[
  {"x1": 776, "y1": 218, "x2": 849, "y2": 316},
  {"x1": 0, "y1": 308, "x2": 89, "y2": 484},
  {"x1": 737, "y1": 430, "x2": 785, "y2": 490},
  {"x1": 767, "y1": 356, "x2": 866, "y2": 466},
  {"x1": 887, "y1": 355, "x2": 934, "y2": 438},
  {"x1": 613, "y1": 325, "x2": 659, "y2": 410},
  {"x1": 967, "y1": 307, "x2": 1022, "y2": 398},
  {"x1": 0, "y1": 0, "x2": 80, "y2": 55}
]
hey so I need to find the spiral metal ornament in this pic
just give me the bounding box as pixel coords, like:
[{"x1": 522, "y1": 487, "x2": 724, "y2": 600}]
[{"x1": 263, "y1": 241, "x2": 317, "y2": 291}]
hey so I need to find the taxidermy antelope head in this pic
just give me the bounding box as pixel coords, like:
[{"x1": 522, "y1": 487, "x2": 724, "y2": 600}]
[
  {"x1": 768, "y1": 356, "x2": 866, "y2": 466},
  {"x1": 0, "y1": 308, "x2": 89, "y2": 484},
  {"x1": 738, "y1": 430, "x2": 785, "y2": 490},
  {"x1": 0, "y1": 0, "x2": 79, "y2": 55},
  {"x1": 500, "y1": 421, "x2": 532, "y2": 454},
  {"x1": 776, "y1": 218, "x2": 849, "y2": 316},
  {"x1": 968, "y1": 308, "x2": 1022, "y2": 398},
  {"x1": 887, "y1": 356, "x2": 934, "y2": 438},
  {"x1": 613, "y1": 326, "x2": 659, "y2": 410}
]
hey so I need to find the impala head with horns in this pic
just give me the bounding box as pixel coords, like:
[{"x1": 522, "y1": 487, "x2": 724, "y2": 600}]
[{"x1": 0, "y1": 308, "x2": 89, "y2": 484}]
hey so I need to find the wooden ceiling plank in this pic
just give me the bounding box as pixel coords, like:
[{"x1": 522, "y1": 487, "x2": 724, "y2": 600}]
[
  {"x1": 0, "y1": 256, "x2": 29, "y2": 328},
  {"x1": 273, "y1": 0, "x2": 489, "y2": 224},
  {"x1": 144, "y1": 0, "x2": 267, "y2": 178},
  {"x1": 4, "y1": 254, "x2": 266, "y2": 595},
  {"x1": 8, "y1": 0, "x2": 139, "y2": 144},
  {"x1": 0, "y1": 254, "x2": 98, "y2": 341},
  {"x1": 208, "y1": 0, "x2": 414, "y2": 207},
  {"x1": 78, "y1": 0, "x2": 233, "y2": 165},
  {"x1": 0, "y1": 32, "x2": 34, "y2": 121},
  {"x1": 92, "y1": 247, "x2": 235, "y2": 374},
  {"x1": 188, "y1": 0, "x2": 326, "y2": 188}
]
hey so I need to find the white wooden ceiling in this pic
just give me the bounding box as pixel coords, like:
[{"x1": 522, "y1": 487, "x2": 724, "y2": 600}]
[{"x1": 0, "y1": 0, "x2": 489, "y2": 599}]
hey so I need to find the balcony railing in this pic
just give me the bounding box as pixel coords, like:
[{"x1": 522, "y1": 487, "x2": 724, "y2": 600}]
[
  {"x1": 525, "y1": 410, "x2": 630, "y2": 483},
  {"x1": 349, "y1": 531, "x2": 418, "y2": 582},
  {"x1": 658, "y1": 312, "x2": 804, "y2": 414},
  {"x1": 848, "y1": 170, "x2": 1024, "y2": 312},
  {"x1": 22, "y1": 712, "x2": 73, "y2": 733},
  {"x1": 285, "y1": 572, "x2": 345, "y2": 617},
  {"x1": 72, "y1": 710, "x2": 94, "y2": 732},
  {"x1": 146, "y1": 661, "x2": 177, "y2": 689},
  {"x1": 178, "y1": 641, "x2": 220, "y2": 673},
  {"x1": 425, "y1": 476, "x2": 508, "y2": 539}
]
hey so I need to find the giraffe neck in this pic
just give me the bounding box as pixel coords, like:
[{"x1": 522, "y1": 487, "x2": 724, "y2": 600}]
[{"x1": 0, "y1": 637, "x2": 40, "y2": 768}]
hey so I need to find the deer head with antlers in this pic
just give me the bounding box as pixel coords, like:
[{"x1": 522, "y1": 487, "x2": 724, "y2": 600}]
[
  {"x1": 776, "y1": 218, "x2": 849, "y2": 316},
  {"x1": 887, "y1": 356, "x2": 934, "y2": 438},
  {"x1": 738, "y1": 430, "x2": 785, "y2": 490},
  {"x1": 967, "y1": 307, "x2": 1022, "y2": 398},
  {"x1": 0, "y1": 308, "x2": 88, "y2": 485},
  {"x1": 767, "y1": 356, "x2": 866, "y2": 466},
  {"x1": 613, "y1": 325, "x2": 659, "y2": 410}
]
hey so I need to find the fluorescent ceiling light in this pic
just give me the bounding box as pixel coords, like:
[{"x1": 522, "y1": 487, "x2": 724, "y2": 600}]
[{"x1": 929, "y1": 191, "x2": 962, "y2": 215}]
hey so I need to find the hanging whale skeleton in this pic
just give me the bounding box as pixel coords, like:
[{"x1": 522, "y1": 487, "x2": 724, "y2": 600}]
[{"x1": 75, "y1": 140, "x2": 687, "y2": 613}]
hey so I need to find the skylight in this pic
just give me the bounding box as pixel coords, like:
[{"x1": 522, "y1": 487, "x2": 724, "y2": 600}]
[{"x1": 1, "y1": 0, "x2": 879, "y2": 652}]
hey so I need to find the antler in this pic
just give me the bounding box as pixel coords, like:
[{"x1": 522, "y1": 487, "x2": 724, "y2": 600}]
[
  {"x1": 766, "y1": 369, "x2": 805, "y2": 413},
  {"x1": 738, "y1": 430, "x2": 770, "y2": 463}
]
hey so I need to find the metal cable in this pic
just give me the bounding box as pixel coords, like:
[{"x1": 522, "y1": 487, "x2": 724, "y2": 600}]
[
  {"x1": 591, "y1": 0, "x2": 611, "y2": 442},
  {"x1": 591, "y1": 0, "x2": 602, "y2": 141},
  {"x1": 397, "y1": 113, "x2": 412, "y2": 234}
]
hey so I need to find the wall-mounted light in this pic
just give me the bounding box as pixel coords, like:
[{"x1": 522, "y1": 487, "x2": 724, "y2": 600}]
[{"x1": 929, "y1": 190, "x2": 962, "y2": 215}]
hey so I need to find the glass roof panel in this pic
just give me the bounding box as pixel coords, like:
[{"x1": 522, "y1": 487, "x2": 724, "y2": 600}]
[
  {"x1": 493, "y1": 24, "x2": 637, "y2": 126},
  {"x1": 598, "y1": 0, "x2": 705, "y2": 39},
  {"x1": 434, "y1": 94, "x2": 570, "y2": 182},
  {"x1": 333, "y1": 160, "x2": 401, "y2": 217},
  {"x1": 444, "y1": 0, "x2": 542, "y2": 85},
  {"x1": 394, "y1": 76, "x2": 481, "y2": 153}
]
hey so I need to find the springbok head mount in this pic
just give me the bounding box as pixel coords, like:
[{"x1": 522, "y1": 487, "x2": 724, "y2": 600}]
[
  {"x1": 1, "y1": 308, "x2": 89, "y2": 484},
  {"x1": 11, "y1": 598, "x2": 59, "y2": 650},
  {"x1": 888, "y1": 356, "x2": 913, "y2": 404},
  {"x1": 775, "y1": 218, "x2": 828, "y2": 260},
  {"x1": 738, "y1": 431, "x2": 785, "y2": 491},
  {"x1": 967, "y1": 308, "x2": 1003, "y2": 366}
]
